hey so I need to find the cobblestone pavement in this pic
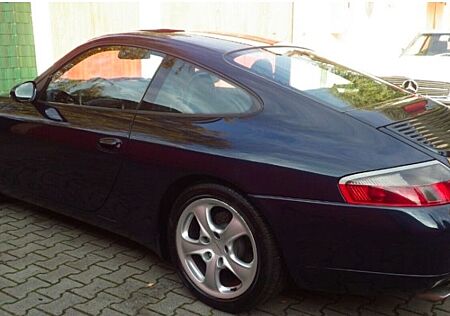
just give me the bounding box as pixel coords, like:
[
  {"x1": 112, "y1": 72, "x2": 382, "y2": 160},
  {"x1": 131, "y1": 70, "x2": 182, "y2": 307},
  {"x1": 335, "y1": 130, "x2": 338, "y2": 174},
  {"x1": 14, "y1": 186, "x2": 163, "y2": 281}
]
[{"x1": 1, "y1": 200, "x2": 450, "y2": 316}]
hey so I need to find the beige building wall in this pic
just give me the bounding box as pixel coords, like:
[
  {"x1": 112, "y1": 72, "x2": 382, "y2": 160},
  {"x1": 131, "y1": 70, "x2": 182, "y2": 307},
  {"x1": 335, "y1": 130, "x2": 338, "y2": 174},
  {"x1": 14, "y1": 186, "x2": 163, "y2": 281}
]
[
  {"x1": 31, "y1": 1, "x2": 447, "y2": 75},
  {"x1": 49, "y1": 2, "x2": 140, "y2": 61},
  {"x1": 159, "y1": 2, "x2": 293, "y2": 42}
]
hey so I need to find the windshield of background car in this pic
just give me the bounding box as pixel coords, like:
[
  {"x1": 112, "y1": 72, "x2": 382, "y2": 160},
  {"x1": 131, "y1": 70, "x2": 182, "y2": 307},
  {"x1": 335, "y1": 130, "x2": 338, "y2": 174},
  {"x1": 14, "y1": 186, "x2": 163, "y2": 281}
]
[
  {"x1": 404, "y1": 34, "x2": 450, "y2": 56},
  {"x1": 227, "y1": 47, "x2": 408, "y2": 110}
]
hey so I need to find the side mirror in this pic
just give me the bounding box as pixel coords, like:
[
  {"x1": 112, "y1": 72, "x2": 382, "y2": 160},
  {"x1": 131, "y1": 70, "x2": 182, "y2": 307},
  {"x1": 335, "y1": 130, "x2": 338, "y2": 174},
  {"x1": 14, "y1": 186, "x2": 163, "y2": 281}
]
[{"x1": 10, "y1": 81, "x2": 37, "y2": 103}]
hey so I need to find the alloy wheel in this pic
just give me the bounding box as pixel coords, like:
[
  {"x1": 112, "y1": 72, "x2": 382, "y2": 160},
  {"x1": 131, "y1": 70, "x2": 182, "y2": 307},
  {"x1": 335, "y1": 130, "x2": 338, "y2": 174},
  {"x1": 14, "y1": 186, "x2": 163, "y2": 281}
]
[{"x1": 175, "y1": 198, "x2": 257, "y2": 299}]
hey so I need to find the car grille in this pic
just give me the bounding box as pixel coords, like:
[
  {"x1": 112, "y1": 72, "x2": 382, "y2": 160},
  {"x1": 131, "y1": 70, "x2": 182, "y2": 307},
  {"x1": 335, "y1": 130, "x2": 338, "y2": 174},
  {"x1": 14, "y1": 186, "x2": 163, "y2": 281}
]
[
  {"x1": 382, "y1": 76, "x2": 450, "y2": 104},
  {"x1": 387, "y1": 105, "x2": 450, "y2": 157}
]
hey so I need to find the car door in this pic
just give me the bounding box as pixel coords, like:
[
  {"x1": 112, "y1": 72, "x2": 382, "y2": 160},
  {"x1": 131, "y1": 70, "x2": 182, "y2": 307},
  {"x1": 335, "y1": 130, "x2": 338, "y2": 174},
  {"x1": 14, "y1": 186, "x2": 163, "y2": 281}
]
[
  {"x1": 108, "y1": 55, "x2": 259, "y2": 241},
  {"x1": 0, "y1": 45, "x2": 164, "y2": 214}
]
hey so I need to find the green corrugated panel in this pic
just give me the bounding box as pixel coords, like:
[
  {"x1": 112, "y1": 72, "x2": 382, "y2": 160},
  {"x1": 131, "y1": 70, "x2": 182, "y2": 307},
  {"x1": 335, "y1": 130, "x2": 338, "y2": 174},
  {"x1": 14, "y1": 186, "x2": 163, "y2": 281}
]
[
  {"x1": 0, "y1": 23, "x2": 12, "y2": 35},
  {"x1": 1, "y1": 3, "x2": 13, "y2": 12},
  {"x1": 0, "y1": 2, "x2": 37, "y2": 95},
  {"x1": 14, "y1": 3, "x2": 30, "y2": 13}
]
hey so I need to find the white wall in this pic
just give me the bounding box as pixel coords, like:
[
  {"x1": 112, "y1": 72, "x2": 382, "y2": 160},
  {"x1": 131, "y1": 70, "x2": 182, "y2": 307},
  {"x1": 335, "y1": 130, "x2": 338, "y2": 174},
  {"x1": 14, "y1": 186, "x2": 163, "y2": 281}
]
[{"x1": 31, "y1": 1, "x2": 443, "y2": 75}]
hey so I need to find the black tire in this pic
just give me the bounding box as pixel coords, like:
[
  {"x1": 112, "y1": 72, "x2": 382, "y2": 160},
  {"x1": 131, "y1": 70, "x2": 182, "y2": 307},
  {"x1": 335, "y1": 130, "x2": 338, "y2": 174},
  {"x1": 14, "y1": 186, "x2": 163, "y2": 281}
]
[{"x1": 167, "y1": 183, "x2": 286, "y2": 313}]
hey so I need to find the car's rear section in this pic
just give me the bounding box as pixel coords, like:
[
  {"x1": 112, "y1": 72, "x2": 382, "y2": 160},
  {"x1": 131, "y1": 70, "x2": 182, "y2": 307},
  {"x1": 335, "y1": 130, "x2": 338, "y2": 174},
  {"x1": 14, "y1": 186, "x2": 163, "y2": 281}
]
[{"x1": 253, "y1": 99, "x2": 450, "y2": 295}]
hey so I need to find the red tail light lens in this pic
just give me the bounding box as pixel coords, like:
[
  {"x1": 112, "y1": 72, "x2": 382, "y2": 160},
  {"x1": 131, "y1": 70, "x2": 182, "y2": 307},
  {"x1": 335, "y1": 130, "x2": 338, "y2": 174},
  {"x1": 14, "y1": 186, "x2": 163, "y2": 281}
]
[{"x1": 339, "y1": 161, "x2": 450, "y2": 207}]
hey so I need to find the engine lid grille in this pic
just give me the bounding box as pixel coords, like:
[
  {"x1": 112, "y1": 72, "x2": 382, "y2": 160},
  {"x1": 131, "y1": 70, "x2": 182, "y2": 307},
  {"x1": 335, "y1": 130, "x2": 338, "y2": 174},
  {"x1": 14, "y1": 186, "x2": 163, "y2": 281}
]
[{"x1": 387, "y1": 105, "x2": 450, "y2": 157}]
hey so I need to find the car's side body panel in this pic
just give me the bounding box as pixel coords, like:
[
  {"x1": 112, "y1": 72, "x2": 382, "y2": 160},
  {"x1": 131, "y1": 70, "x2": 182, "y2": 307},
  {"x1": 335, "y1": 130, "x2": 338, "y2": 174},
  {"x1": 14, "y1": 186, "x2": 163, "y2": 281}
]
[{"x1": 0, "y1": 31, "x2": 449, "y2": 294}]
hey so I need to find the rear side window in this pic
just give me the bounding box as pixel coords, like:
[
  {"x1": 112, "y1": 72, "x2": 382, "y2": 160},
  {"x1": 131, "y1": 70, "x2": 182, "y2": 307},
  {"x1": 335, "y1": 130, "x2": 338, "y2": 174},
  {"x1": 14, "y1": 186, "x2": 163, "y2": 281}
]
[
  {"x1": 228, "y1": 47, "x2": 408, "y2": 110},
  {"x1": 44, "y1": 46, "x2": 164, "y2": 110},
  {"x1": 141, "y1": 56, "x2": 257, "y2": 115}
]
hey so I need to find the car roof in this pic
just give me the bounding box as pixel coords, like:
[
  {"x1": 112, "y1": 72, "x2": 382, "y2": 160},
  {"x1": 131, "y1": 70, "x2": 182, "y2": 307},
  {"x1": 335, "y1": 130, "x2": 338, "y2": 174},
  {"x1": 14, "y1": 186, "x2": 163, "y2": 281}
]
[{"x1": 92, "y1": 29, "x2": 280, "y2": 54}]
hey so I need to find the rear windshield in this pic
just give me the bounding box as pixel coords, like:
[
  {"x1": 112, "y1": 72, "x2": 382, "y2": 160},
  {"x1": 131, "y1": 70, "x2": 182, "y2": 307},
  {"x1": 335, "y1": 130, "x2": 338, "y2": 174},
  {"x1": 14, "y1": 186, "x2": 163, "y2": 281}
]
[
  {"x1": 403, "y1": 34, "x2": 450, "y2": 56},
  {"x1": 226, "y1": 47, "x2": 408, "y2": 110}
]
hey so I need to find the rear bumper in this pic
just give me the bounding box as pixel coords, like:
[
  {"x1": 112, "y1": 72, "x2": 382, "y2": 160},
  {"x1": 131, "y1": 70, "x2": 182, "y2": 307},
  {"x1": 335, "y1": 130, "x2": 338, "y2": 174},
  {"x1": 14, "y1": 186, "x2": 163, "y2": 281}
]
[{"x1": 250, "y1": 195, "x2": 450, "y2": 293}]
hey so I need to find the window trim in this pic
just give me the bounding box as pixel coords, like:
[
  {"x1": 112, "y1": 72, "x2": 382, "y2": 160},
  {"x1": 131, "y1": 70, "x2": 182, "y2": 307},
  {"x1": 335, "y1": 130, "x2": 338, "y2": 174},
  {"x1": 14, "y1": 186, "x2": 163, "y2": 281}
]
[{"x1": 38, "y1": 43, "x2": 263, "y2": 119}]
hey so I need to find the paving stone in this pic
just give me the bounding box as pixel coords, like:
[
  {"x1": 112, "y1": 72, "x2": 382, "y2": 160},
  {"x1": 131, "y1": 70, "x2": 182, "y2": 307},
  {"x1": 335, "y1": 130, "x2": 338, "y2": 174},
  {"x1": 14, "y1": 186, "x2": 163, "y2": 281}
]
[
  {"x1": 0, "y1": 242, "x2": 16, "y2": 253},
  {"x1": 145, "y1": 292, "x2": 193, "y2": 315},
  {"x1": 35, "y1": 242, "x2": 75, "y2": 259},
  {"x1": 87, "y1": 237, "x2": 115, "y2": 248},
  {"x1": 1, "y1": 292, "x2": 51, "y2": 316},
  {"x1": 0, "y1": 291, "x2": 16, "y2": 305},
  {"x1": 36, "y1": 264, "x2": 80, "y2": 284},
  {"x1": 25, "y1": 308, "x2": 52, "y2": 316},
  {"x1": 97, "y1": 253, "x2": 138, "y2": 271},
  {"x1": 3, "y1": 277, "x2": 50, "y2": 299},
  {"x1": 100, "y1": 265, "x2": 142, "y2": 284},
  {"x1": 120, "y1": 248, "x2": 146, "y2": 259},
  {"x1": 398, "y1": 297, "x2": 436, "y2": 315},
  {"x1": 4, "y1": 252, "x2": 47, "y2": 270},
  {"x1": 65, "y1": 243, "x2": 104, "y2": 259},
  {"x1": 110, "y1": 292, "x2": 159, "y2": 315},
  {"x1": 363, "y1": 295, "x2": 407, "y2": 316},
  {"x1": 0, "y1": 252, "x2": 17, "y2": 263},
  {"x1": 72, "y1": 277, "x2": 116, "y2": 299},
  {"x1": 4, "y1": 264, "x2": 47, "y2": 283},
  {"x1": 171, "y1": 285, "x2": 196, "y2": 300},
  {"x1": 126, "y1": 254, "x2": 159, "y2": 271},
  {"x1": 69, "y1": 265, "x2": 111, "y2": 285},
  {"x1": 99, "y1": 307, "x2": 129, "y2": 316},
  {"x1": 326, "y1": 295, "x2": 371, "y2": 315},
  {"x1": 257, "y1": 296, "x2": 297, "y2": 315},
  {"x1": 183, "y1": 300, "x2": 213, "y2": 315},
  {"x1": 282, "y1": 309, "x2": 307, "y2": 316},
  {"x1": 65, "y1": 253, "x2": 105, "y2": 271},
  {"x1": 8, "y1": 223, "x2": 45, "y2": 237},
  {"x1": 35, "y1": 253, "x2": 77, "y2": 270},
  {"x1": 433, "y1": 309, "x2": 450, "y2": 316},
  {"x1": 6, "y1": 232, "x2": 44, "y2": 247},
  {"x1": 35, "y1": 232, "x2": 73, "y2": 247},
  {"x1": 132, "y1": 264, "x2": 173, "y2": 284},
  {"x1": 62, "y1": 234, "x2": 102, "y2": 248},
  {"x1": 37, "y1": 277, "x2": 83, "y2": 299},
  {"x1": 7, "y1": 242, "x2": 45, "y2": 258},
  {"x1": 0, "y1": 263, "x2": 17, "y2": 275},
  {"x1": 34, "y1": 225, "x2": 74, "y2": 238},
  {"x1": 0, "y1": 223, "x2": 19, "y2": 233},
  {"x1": 94, "y1": 244, "x2": 130, "y2": 259},
  {"x1": 139, "y1": 277, "x2": 183, "y2": 300},
  {"x1": 290, "y1": 294, "x2": 338, "y2": 316},
  {"x1": 38, "y1": 292, "x2": 87, "y2": 315},
  {"x1": 0, "y1": 216, "x2": 17, "y2": 225},
  {"x1": 0, "y1": 232, "x2": 18, "y2": 243},
  {"x1": 61, "y1": 308, "x2": 90, "y2": 315},
  {"x1": 74, "y1": 292, "x2": 123, "y2": 315},
  {"x1": 8, "y1": 217, "x2": 40, "y2": 228},
  {"x1": 3, "y1": 201, "x2": 450, "y2": 316},
  {"x1": 176, "y1": 308, "x2": 205, "y2": 316},
  {"x1": 0, "y1": 275, "x2": 17, "y2": 290},
  {"x1": 436, "y1": 298, "x2": 450, "y2": 312},
  {"x1": 104, "y1": 278, "x2": 147, "y2": 299}
]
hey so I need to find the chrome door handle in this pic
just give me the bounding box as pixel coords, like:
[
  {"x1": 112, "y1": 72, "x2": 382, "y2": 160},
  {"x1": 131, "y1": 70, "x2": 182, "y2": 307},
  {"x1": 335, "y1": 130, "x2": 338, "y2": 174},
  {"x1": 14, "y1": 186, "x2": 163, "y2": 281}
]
[{"x1": 98, "y1": 137, "x2": 122, "y2": 150}]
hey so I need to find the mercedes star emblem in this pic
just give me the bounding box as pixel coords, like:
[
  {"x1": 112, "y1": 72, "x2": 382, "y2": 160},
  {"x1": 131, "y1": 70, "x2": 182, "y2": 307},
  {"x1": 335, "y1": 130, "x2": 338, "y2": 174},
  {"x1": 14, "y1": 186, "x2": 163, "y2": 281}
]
[{"x1": 402, "y1": 79, "x2": 419, "y2": 93}]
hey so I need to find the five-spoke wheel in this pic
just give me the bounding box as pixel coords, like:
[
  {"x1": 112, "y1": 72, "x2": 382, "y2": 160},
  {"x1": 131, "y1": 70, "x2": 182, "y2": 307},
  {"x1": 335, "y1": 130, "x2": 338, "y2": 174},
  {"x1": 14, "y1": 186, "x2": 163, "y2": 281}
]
[
  {"x1": 168, "y1": 183, "x2": 285, "y2": 313},
  {"x1": 176, "y1": 198, "x2": 257, "y2": 298}
]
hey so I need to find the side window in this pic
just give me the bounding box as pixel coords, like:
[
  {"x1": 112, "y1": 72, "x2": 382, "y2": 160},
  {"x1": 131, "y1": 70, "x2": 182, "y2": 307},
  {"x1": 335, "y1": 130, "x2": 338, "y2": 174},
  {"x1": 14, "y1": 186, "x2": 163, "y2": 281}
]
[
  {"x1": 44, "y1": 46, "x2": 164, "y2": 109},
  {"x1": 141, "y1": 57, "x2": 257, "y2": 114}
]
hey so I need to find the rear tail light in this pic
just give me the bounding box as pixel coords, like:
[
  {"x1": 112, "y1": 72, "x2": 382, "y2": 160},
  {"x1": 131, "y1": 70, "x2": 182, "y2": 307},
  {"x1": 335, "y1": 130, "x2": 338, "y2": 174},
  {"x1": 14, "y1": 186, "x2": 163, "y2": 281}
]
[{"x1": 339, "y1": 161, "x2": 450, "y2": 207}]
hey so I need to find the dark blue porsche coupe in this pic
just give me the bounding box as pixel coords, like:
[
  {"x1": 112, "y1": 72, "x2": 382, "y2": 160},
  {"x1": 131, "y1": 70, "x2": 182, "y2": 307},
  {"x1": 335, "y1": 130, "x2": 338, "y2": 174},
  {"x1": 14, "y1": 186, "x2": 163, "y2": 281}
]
[{"x1": 2, "y1": 30, "x2": 450, "y2": 312}]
